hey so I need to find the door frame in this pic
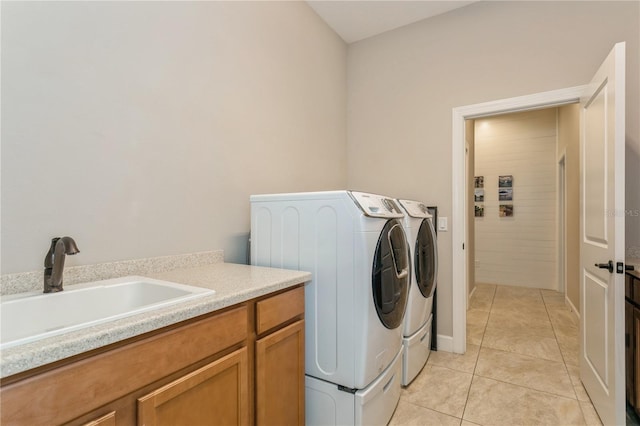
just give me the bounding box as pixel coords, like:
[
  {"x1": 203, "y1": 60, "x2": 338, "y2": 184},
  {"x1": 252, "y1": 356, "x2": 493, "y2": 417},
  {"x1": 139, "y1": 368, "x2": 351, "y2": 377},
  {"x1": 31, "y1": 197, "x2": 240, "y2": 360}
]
[
  {"x1": 558, "y1": 151, "x2": 567, "y2": 295},
  {"x1": 451, "y1": 85, "x2": 588, "y2": 354}
]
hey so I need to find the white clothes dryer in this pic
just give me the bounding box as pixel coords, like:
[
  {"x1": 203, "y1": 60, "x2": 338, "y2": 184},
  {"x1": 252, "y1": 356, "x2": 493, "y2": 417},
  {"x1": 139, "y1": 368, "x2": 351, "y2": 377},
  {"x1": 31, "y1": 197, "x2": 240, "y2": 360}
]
[
  {"x1": 251, "y1": 190, "x2": 410, "y2": 425},
  {"x1": 397, "y1": 199, "x2": 438, "y2": 386}
]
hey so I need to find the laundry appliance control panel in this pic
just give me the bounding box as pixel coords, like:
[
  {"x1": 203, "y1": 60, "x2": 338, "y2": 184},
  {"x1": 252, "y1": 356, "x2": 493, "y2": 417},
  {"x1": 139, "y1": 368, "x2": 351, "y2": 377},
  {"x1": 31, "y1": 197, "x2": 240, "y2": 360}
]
[
  {"x1": 349, "y1": 191, "x2": 404, "y2": 218},
  {"x1": 397, "y1": 199, "x2": 431, "y2": 219}
]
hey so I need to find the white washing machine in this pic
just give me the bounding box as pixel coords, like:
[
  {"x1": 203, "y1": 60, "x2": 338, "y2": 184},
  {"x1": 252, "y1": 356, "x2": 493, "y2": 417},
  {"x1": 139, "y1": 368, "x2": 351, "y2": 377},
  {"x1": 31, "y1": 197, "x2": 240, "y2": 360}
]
[
  {"x1": 251, "y1": 190, "x2": 410, "y2": 425},
  {"x1": 397, "y1": 199, "x2": 438, "y2": 386}
]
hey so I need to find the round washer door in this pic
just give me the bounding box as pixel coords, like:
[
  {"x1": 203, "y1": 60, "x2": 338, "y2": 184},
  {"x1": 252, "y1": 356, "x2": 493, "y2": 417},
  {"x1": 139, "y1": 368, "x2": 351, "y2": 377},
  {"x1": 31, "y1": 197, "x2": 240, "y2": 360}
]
[
  {"x1": 372, "y1": 219, "x2": 410, "y2": 329},
  {"x1": 415, "y1": 218, "x2": 438, "y2": 298}
]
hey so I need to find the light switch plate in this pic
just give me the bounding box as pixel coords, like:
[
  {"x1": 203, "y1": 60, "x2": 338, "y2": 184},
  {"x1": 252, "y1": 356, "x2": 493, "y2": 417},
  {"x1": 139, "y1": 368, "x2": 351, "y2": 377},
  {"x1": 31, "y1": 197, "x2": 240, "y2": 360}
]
[{"x1": 438, "y1": 217, "x2": 448, "y2": 232}]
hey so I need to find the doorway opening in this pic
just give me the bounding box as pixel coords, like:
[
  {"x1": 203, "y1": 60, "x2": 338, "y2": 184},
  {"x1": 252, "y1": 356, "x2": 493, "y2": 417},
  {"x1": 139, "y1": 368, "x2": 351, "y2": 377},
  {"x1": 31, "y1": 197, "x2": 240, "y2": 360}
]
[
  {"x1": 451, "y1": 85, "x2": 587, "y2": 354},
  {"x1": 468, "y1": 108, "x2": 572, "y2": 298}
]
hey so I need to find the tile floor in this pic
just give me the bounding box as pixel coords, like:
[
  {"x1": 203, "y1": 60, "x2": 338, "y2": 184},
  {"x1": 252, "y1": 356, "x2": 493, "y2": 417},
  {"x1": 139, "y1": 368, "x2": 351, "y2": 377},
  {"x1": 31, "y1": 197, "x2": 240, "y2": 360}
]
[{"x1": 389, "y1": 283, "x2": 604, "y2": 426}]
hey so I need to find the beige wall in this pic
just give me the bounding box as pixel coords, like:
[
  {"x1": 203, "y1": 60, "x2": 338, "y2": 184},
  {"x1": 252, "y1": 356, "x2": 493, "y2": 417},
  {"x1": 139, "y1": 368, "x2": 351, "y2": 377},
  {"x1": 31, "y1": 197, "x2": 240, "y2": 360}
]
[
  {"x1": 474, "y1": 109, "x2": 558, "y2": 290},
  {"x1": 558, "y1": 104, "x2": 581, "y2": 312},
  {"x1": 347, "y1": 1, "x2": 639, "y2": 337},
  {"x1": 1, "y1": 1, "x2": 347, "y2": 273}
]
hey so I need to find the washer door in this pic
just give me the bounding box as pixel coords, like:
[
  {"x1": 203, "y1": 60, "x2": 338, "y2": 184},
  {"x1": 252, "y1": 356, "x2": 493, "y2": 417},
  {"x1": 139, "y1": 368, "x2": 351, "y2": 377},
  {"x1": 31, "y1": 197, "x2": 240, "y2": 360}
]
[
  {"x1": 372, "y1": 219, "x2": 410, "y2": 329},
  {"x1": 415, "y1": 218, "x2": 437, "y2": 298}
]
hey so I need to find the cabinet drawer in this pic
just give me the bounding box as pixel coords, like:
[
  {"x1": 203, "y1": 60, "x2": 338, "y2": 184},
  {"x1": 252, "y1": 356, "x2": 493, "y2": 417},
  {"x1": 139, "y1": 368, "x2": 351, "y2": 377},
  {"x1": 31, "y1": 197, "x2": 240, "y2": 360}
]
[{"x1": 256, "y1": 286, "x2": 304, "y2": 334}]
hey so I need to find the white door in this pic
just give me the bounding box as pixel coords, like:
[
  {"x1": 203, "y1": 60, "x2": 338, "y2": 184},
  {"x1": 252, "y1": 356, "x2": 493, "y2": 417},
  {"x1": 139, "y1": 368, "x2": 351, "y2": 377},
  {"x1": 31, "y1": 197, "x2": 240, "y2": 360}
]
[{"x1": 580, "y1": 42, "x2": 626, "y2": 426}]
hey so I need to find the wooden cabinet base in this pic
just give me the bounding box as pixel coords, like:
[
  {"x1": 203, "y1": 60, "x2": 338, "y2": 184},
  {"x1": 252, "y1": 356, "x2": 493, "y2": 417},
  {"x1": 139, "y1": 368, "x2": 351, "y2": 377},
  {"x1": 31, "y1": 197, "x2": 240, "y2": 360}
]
[
  {"x1": 256, "y1": 320, "x2": 305, "y2": 425},
  {"x1": 1, "y1": 284, "x2": 305, "y2": 426},
  {"x1": 138, "y1": 348, "x2": 249, "y2": 426}
]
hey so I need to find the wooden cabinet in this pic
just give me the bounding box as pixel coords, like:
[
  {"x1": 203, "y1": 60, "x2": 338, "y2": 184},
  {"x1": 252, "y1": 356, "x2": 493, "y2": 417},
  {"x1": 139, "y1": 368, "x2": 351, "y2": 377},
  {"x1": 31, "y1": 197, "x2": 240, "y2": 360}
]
[
  {"x1": 82, "y1": 412, "x2": 116, "y2": 426},
  {"x1": 138, "y1": 348, "x2": 249, "y2": 426},
  {"x1": 256, "y1": 321, "x2": 304, "y2": 426},
  {"x1": 626, "y1": 272, "x2": 640, "y2": 416},
  {"x1": 255, "y1": 286, "x2": 305, "y2": 426},
  {"x1": 0, "y1": 284, "x2": 305, "y2": 426}
]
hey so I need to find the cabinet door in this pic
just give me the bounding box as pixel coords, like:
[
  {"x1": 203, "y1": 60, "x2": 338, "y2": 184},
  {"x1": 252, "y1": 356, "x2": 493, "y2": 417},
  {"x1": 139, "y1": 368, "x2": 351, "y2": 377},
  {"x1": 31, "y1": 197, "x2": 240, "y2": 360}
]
[
  {"x1": 627, "y1": 299, "x2": 635, "y2": 406},
  {"x1": 255, "y1": 320, "x2": 304, "y2": 426},
  {"x1": 635, "y1": 305, "x2": 640, "y2": 411},
  {"x1": 138, "y1": 347, "x2": 248, "y2": 426}
]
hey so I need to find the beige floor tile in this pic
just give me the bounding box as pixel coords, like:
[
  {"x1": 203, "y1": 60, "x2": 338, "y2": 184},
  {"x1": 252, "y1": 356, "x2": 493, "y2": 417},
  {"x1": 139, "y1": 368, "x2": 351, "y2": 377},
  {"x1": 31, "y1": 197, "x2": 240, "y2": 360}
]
[
  {"x1": 494, "y1": 285, "x2": 543, "y2": 301},
  {"x1": 481, "y1": 326, "x2": 564, "y2": 362},
  {"x1": 403, "y1": 364, "x2": 473, "y2": 418},
  {"x1": 466, "y1": 309, "x2": 489, "y2": 346},
  {"x1": 551, "y1": 318, "x2": 579, "y2": 342},
  {"x1": 475, "y1": 346, "x2": 575, "y2": 398},
  {"x1": 486, "y1": 310, "x2": 555, "y2": 337},
  {"x1": 541, "y1": 289, "x2": 563, "y2": 297},
  {"x1": 466, "y1": 308, "x2": 490, "y2": 326},
  {"x1": 463, "y1": 376, "x2": 585, "y2": 426},
  {"x1": 580, "y1": 401, "x2": 603, "y2": 426},
  {"x1": 469, "y1": 295, "x2": 493, "y2": 311},
  {"x1": 541, "y1": 290, "x2": 566, "y2": 308},
  {"x1": 548, "y1": 307, "x2": 580, "y2": 329},
  {"x1": 389, "y1": 399, "x2": 462, "y2": 426},
  {"x1": 402, "y1": 284, "x2": 604, "y2": 425},
  {"x1": 565, "y1": 364, "x2": 592, "y2": 402},
  {"x1": 557, "y1": 333, "x2": 580, "y2": 366},
  {"x1": 427, "y1": 344, "x2": 480, "y2": 374},
  {"x1": 475, "y1": 283, "x2": 497, "y2": 292},
  {"x1": 490, "y1": 298, "x2": 548, "y2": 314},
  {"x1": 469, "y1": 283, "x2": 496, "y2": 304},
  {"x1": 466, "y1": 325, "x2": 484, "y2": 346}
]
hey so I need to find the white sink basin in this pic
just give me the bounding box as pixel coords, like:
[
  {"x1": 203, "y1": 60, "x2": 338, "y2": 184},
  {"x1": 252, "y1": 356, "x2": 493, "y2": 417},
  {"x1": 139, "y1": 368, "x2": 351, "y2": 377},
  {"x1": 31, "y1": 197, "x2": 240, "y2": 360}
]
[{"x1": 0, "y1": 276, "x2": 215, "y2": 350}]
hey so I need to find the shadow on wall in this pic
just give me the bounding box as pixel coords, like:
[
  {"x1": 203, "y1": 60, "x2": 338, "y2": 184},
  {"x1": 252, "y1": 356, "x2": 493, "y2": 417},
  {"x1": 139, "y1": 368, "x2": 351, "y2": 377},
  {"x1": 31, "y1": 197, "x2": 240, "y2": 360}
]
[{"x1": 226, "y1": 232, "x2": 251, "y2": 265}]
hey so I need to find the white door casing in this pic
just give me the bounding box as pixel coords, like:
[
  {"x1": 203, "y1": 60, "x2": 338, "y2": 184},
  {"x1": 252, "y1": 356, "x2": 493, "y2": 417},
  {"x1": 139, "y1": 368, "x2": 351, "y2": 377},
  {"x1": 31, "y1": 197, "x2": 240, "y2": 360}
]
[
  {"x1": 579, "y1": 42, "x2": 626, "y2": 426},
  {"x1": 451, "y1": 86, "x2": 587, "y2": 354}
]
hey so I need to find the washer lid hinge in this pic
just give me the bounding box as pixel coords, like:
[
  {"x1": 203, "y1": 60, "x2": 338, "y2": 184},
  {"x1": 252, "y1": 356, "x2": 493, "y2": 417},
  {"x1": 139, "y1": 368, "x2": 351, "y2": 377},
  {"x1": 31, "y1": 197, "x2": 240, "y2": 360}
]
[{"x1": 338, "y1": 385, "x2": 357, "y2": 394}]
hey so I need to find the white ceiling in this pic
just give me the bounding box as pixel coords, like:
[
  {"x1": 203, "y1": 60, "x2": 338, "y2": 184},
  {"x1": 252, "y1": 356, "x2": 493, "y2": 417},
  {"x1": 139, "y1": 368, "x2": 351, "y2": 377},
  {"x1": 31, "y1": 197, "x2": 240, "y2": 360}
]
[{"x1": 306, "y1": 1, "x2": 478, "y2": 44}]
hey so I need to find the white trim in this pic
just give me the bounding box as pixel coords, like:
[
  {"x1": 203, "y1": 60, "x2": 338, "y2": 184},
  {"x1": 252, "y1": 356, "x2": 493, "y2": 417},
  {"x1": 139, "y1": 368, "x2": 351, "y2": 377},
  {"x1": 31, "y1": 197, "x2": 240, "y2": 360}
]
[
  {"x1": 451, "y1": 85, "x2": 588, "y2": 355},
  {"x1": 436, "y1": 334, "x2": 453, "y2": 352},
  {"x1": 468, "y1": 284, "x2": 477, "y2": 305},
  {"x1": 566, "y1": 294, "x2": 580, "y2": 323},
  {"x1": 558, "y1": 150, "x2": 567, "y2": 294}
]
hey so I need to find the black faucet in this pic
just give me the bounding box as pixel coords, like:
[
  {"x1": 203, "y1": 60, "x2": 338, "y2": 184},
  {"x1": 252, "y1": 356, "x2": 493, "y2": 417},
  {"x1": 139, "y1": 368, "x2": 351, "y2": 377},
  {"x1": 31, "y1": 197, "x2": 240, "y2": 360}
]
[{"x1": 44, "y1": 236, "x2": 80, "y2": 293}]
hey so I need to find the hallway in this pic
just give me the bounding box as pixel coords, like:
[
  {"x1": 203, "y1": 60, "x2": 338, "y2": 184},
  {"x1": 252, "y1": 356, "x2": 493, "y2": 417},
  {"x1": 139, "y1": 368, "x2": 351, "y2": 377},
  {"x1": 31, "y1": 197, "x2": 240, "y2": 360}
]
[{"x1": 389, "y1": 284, "x2": 602, "y2": 425}]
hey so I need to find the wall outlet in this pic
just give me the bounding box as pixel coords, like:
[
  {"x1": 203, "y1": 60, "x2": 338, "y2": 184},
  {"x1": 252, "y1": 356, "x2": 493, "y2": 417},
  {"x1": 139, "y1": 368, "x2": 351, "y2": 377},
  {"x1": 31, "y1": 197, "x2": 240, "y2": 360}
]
[{"x1": 438, "y1": 217, "x2": 448, "y2": 232}]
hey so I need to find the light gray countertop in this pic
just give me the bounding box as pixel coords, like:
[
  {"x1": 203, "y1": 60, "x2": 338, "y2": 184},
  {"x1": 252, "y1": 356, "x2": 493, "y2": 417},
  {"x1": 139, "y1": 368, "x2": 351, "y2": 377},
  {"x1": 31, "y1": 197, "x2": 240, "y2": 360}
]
[{"x1": 0, "y1": 262, "x2": 310, "y2": 378}]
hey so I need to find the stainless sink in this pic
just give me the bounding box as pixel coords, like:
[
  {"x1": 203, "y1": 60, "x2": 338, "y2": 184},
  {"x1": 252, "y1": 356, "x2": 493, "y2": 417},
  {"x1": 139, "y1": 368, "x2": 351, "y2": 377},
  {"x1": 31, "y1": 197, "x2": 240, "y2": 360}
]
[{"x1": 1, "y1": 276, "x2": 215, "y2": 349}]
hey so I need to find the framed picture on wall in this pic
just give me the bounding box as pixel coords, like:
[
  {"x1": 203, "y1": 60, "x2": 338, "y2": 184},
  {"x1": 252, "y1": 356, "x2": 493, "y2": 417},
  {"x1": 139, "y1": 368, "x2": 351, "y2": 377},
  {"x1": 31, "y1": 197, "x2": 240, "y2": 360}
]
[
  {"x1": 474, "y1": 188, "x2": 484, "y2": 202},
  {"x1": 498, "y1": 188, "x2": 513, "y2": 201},
  {"x1": 499, "y1": 204, "x2": 514, "y2": 217},
  {"x1": 475, "y1": 176, "x2": 484, "y2": 188},
  {"x1": 499, "y1": 175, "x2": 513, "y2": 187},
  {"x1": 475, "y1": 204, "x2": 484, "y2": 217}
]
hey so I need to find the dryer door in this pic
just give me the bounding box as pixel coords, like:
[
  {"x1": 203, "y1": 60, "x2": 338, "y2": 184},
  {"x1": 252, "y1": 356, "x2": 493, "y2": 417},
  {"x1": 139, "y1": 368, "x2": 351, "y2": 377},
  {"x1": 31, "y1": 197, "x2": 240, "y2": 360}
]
[
  {"x1": 372, "y1": 219, "x2": 410, "y2": 329},
  {"x1": 416, "y1": 218, "x2": 438, "y2": 298}
]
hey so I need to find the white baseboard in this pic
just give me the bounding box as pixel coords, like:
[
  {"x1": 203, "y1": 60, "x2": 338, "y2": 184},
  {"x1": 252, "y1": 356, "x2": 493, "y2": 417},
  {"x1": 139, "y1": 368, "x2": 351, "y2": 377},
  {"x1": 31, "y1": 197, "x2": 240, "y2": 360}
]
[
  {"x1": 436, "y1": 334, "x2": 454, "y2": 352},
  {"x1": 565, "y1": 295, "x2": 580, "y2": 322},
  {"x1": 468, "y1": 286, "x2": 477, "y2": 304}
]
